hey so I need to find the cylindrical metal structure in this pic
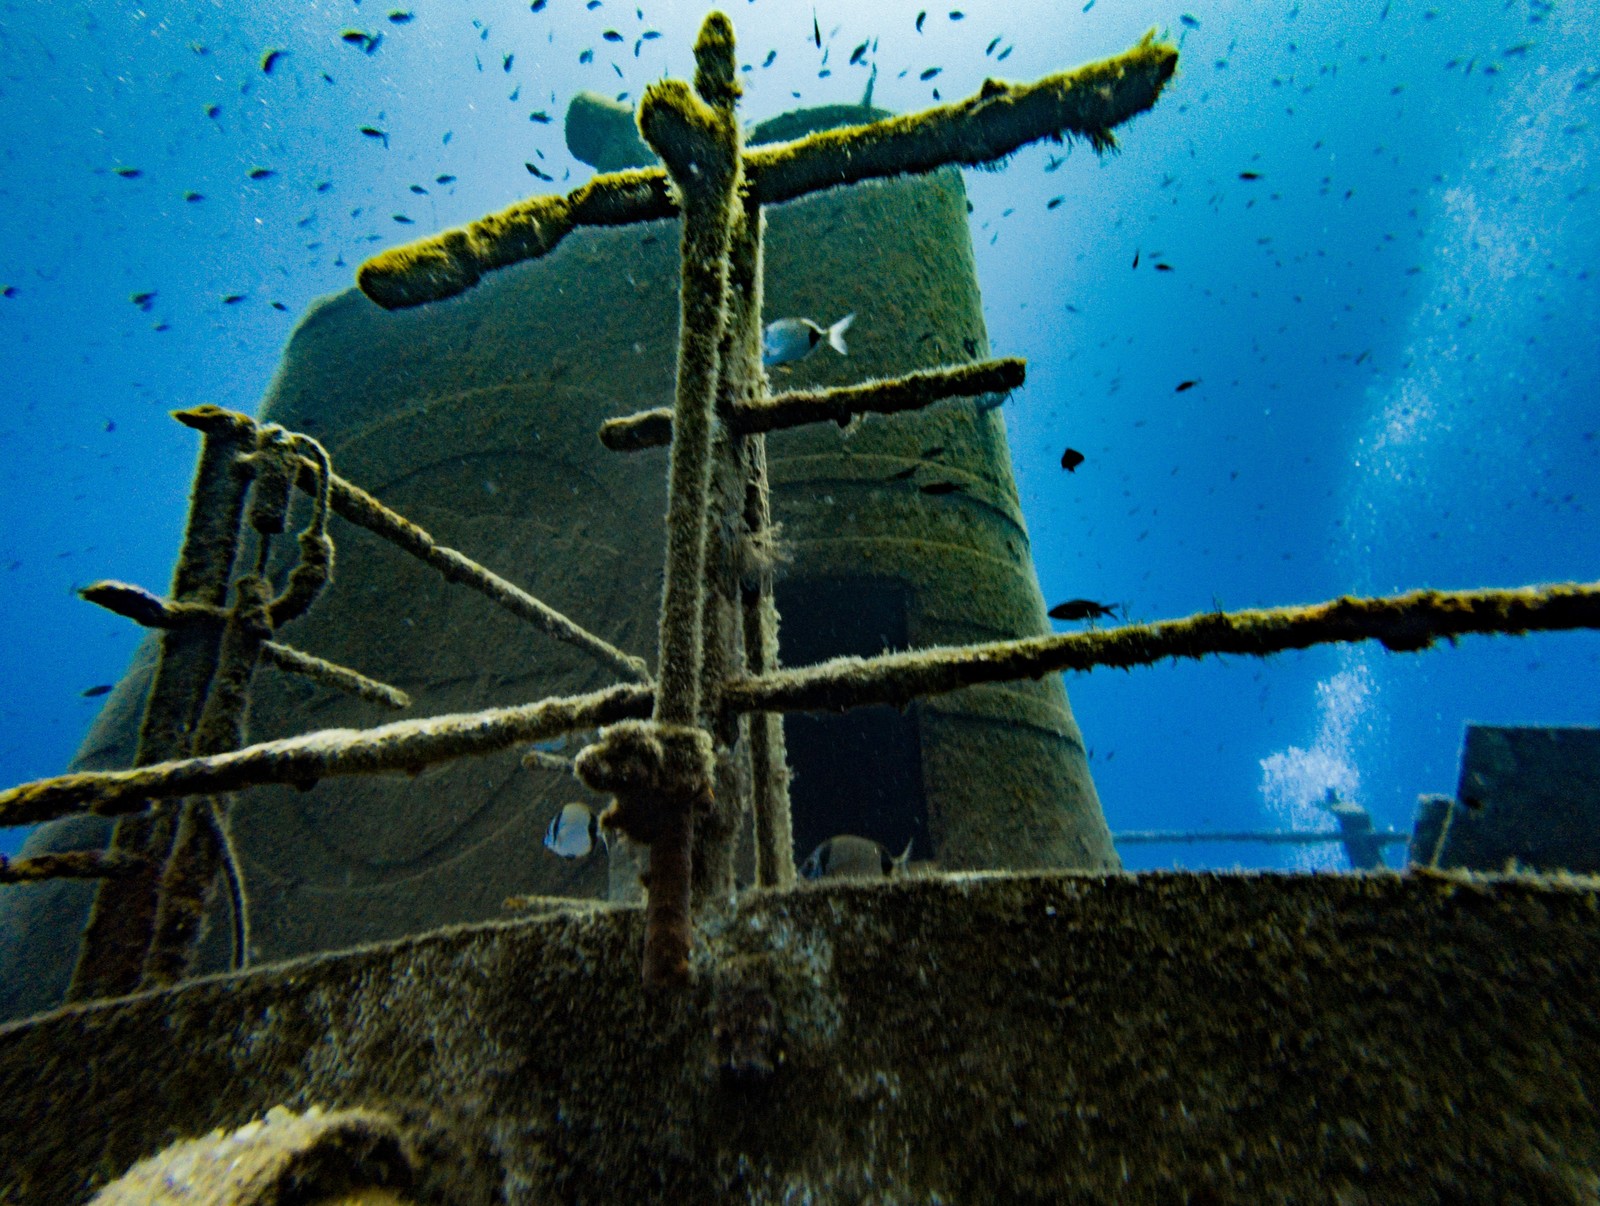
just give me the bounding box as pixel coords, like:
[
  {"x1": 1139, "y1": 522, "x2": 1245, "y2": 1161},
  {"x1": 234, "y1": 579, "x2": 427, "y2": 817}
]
[{"x1": 0, "y1": 96, "x2": 1117, "y2": 1011}]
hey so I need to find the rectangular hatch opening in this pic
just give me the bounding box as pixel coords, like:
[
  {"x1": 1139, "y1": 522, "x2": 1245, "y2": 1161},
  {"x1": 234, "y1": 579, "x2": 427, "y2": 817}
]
[{"x1": 771, "y1": 576, "x2": 929, "y2": 869}]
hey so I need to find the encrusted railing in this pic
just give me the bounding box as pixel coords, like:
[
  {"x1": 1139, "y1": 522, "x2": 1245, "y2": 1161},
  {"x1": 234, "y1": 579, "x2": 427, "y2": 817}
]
[{"x1": 30, "y1": 403, "x2": 651, "y2": 1002}]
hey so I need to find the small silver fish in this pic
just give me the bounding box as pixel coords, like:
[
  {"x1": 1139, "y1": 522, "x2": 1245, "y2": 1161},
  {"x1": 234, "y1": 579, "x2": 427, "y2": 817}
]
[
  {"x1": 544, "y1": 802, "x2": 605, "y2": 859},
  {"x1": 799, "y1": 835, "x2": 912, "y2": 880},
  {"x1": 762, "y1": 313, "x2": 854, "y2": 368}
]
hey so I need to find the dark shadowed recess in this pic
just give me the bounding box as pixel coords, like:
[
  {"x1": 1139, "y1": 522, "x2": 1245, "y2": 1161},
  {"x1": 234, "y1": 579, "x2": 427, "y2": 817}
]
[{"x1": 774, "y1": 576, "x2": 929, "y2": 865}]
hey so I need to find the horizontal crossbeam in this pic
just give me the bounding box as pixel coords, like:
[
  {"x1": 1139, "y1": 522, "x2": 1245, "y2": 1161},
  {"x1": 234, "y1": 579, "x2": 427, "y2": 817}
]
[
  {"x1": 5, "y1": 580, "x2": 1595, "y2": 826},
  {"x1": 722, "y1": 579, "x2": 1600, "y2": 714},
  {"x1": 356, "y1": 35, "x2": 1177, "y2": 310},
  {"x1": 599, "y1": 359, "x2": 1026, "y2": 451},
  {"x1": 78, "y1": 581, "x2": 411, "y2": 710},
  {"x1": 0, "y1": 683, "x2": 654, "y2": 827}
]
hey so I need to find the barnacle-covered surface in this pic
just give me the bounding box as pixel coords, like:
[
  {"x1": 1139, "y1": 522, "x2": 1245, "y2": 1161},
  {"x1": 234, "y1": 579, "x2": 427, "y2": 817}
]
[
  {"x1": 3, "y1": 868, "x2": 1597, "y2": 1203},
  {"x1": 88, "y1": 1104, "x2": 441, "y2": 1206}
]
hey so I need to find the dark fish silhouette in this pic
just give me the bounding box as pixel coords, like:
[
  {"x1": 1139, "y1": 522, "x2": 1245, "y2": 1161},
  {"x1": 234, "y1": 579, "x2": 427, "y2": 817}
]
[
  {"x1": 916, "y1": 11, "x2": 927, "y2": 33},
  {"x1": 389, "y1": 10, "x2": 414, "y2": 23},
  {"x1": 526, "y1": 162, "x2": 553, "y2": 181},
  {"x1": 1180, "y1": 13, "x2": 1200, "y2": 28},
  {"x1": 1047, "y1": 196, "x2": 1064, "y2": 210},
  {"x1": 1239, "y1": 170, "x2": 1261, "y2": 180},
  {"x1": 813, "y1": 10, "x2": 821, "y2": 48},
  {"x1": 184, "y1": 191, "x2": 203, "y2": 202},
  {"x1": 360, "y1": 126, "x2": 388, "y2": 146},
  {"x1": 1153, "y1": 262, "x2": 1173, "y2": 271},
  {"x1": 1174, "y1": 379, "x2": 1200, "y2": 392},
  {"x1": 530, "y1": 0, "x2": 547, "y2": 10},
  {"x1": 920, "y1": 66, "x2": 941, "y2": 80},
  {"x1": 1048, "y1": 599, "x2": 1119, "y2": 622},
  {"x1": 528, "y1": 110, "x2": 552, "y2": 123},
  {"x1": 986, "y1": 36, "x2": 1001, "y2": 55},
  {"x1": 1132, "y1": 249, "x2": 1140, "y2": 268},
  {"x1": 247, "y1": 166, "x2": 275, "y2": 179},
  {"x1": 849, "y1": 41, "x2": 867, "y2": 65},
  {"x1": 762, "y1": 49, "x2": 776, "y2": 67},
  {"x1": 393, "y1": 213, "x2": 414, "y2": 223},
  {"x1": 1060, "y1": 447, "x2": 1085, "y2": 472},
  {"x1": 261, "y1": 49, "x2": 284, "y2": 73},
  {"x1": 80, "y1": 684, "x2": 113, "y2": 698},
  {"x1": 503, "y1": 52, "x2": 514, "y2": 71},
  {"x1": 579, "y1": 48, "x2": 594, "y2": 63},
  {"x1": 113, "y1": 166, "x2": 142, "y2": 179}
]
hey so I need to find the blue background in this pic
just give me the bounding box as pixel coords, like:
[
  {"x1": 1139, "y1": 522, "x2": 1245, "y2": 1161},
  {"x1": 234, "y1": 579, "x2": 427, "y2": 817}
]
[{"x1": 1, "y1": 0, "x2": 1595, "y2": 868}]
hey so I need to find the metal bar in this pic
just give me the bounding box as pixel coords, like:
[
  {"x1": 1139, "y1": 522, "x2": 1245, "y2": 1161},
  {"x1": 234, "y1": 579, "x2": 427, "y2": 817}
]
[
  {"x1": 0, "y1": 684, "x2": 653, "y2": 827},
  {"x1": 599, "y1": 359, "x2": 1026, "y2": 452},
  {"x1": 9, "y1": 581, "x2": 1600, "y2": 824},
  {"x1": 66, "y1": 415, "x2": 255, "y2": 1003},
  {"x1": 723, "y1": 579, "x2": 1600, "y2": 717},
  {"x1": 626, "y1": 15, "x2": 743, "y2": 987},
  {"x1": 1114, "y1": 830, "x2": 1411, "y2": 846},
  {"x1": 355, "y1": 36, "x2": 1178, "y2": 310},
  {"x1": 175, "y1": 406, "x2": 652, "y2": 685}
]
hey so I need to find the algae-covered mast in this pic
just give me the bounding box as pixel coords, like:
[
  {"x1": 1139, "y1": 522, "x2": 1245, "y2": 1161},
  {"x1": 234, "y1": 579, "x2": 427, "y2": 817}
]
[{"x1": 357, "y1": 13, "x2": 1178, "y2": 985}]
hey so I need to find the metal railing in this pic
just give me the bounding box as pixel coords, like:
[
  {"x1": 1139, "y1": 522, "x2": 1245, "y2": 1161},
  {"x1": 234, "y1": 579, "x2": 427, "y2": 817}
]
[{"x1": 31, "y1": 406, "x2": 652, "y2": 1002}]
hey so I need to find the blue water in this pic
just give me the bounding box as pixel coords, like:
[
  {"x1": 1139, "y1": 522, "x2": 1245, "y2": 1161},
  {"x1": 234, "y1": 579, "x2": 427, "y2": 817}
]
[{"x1": 1, "y1": 0, "x2": 1595, "y2": 868}]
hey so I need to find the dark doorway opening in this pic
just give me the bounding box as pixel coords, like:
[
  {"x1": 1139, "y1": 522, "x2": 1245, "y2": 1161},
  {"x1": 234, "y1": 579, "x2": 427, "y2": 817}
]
[{"x1": 773, "y1": 576, "x2": 929, "y2": 868}]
